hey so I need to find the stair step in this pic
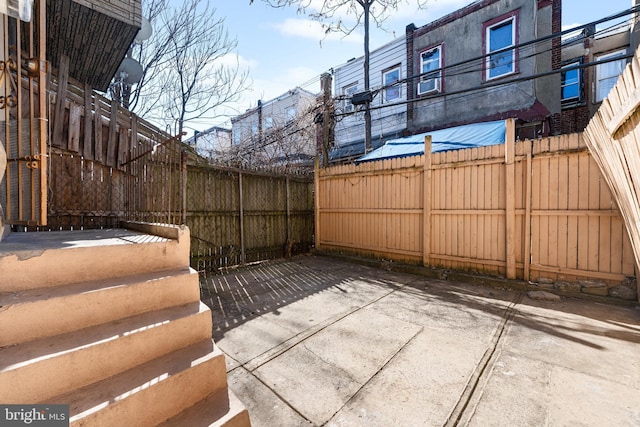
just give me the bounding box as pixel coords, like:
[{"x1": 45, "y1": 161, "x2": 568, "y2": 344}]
[
  {"x1": 0, "y1": 227, "x2": 190, "y2": 291},
  {"x1": 0, "y1": 302, "x2": 212, "y2": 404},
  {"x1": 158, "y1": 387, "x2": 251, "y2": 427},
  {"x1": 50, "y1": 340, "x2": 228, "y2": 427},
  {"x1": 0, "y1": 268, "x2": 200, "y2": 347}
]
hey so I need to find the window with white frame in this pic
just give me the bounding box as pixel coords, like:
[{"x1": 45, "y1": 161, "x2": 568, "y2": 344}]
[
  {"x1": 233, "y1": 130, "x2": 242, "y2": 145},
  {"x1": 485, "y1": 15, "x2": 517, "y2": 80},
  {"x1": 418, "y1": 46, "x2": 441, "y2": 95},
  {"x1": 382, "y1": 65, "x2": 401, "y2": 102},
  {"x1": 264, "y1": 116, "x2": 273, "y2": 129},
  {"x1": 286, "y1": 107, "x2": 296, "y2": 123},
  {"x1": 596, "y1": 49, "x2": 626, "y2": 102},
  {"x1": 561, "y1": 61, "x2": 581, "y2": 104},
  {"x1": 343, "y1": 82, "x2": 358, "y2": 113}
]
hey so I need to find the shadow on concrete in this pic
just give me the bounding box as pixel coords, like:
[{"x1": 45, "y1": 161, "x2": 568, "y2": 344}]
[{"x1": 201, "y1": 255, "x2": 640, "y2": 348}]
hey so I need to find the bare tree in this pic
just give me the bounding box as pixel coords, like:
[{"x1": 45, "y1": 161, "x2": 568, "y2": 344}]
[
  {"x1": 218, "y1": 104, "x2": 320, "y2": 169},
  {"x1": 111, "y1": 0, "x2": 249, "y2": 137},
  {"x1": 251, "y1": 0, "x2": 428, "y2": 153}
]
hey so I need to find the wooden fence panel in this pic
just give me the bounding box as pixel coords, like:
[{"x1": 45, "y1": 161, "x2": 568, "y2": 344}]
[
  {"x1": 583, "y1": 47, "x2": 640, "y2": 300},
  {"x1": 317, "y1": 129, "x2": 636, "y2": 291},
  {"x1": 187, "y1": 164, "x2": 314, "y2": 273},
  {"x1": 317, "y1": 156, "x2": 423, "y2": 262},
  {"x1": 42, "y1": 72, "x2": 184, "y2": 230}
]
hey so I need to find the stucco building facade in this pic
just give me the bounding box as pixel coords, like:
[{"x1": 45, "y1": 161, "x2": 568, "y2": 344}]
[{"x1": 405, "y1": 0, "x2": 562, "y2": 140}]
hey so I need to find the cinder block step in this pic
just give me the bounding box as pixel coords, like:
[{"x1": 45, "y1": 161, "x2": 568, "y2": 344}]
[
  {"x1": 50, "y1": 340, "x2": 228, "y2": 427},
  {"x1": 0, "y1": 227, "x2": 191, "y2": 291},
  {"x1": 158, "y1": 387, "x2": 251, "y2": 427},
  {"x1": 0, "y1": 267, "x2": 200, "y2": 347},
  {"x1": 0, "y1": 302, "x2": 212, "y2": 404}
]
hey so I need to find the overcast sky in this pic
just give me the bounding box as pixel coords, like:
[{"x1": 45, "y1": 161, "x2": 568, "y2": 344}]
[{"x1": 186, "y1": 0, "x2": 633, "y2": 132}]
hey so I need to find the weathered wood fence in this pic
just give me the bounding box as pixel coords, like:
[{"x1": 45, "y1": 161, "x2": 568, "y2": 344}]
[
  {"x1": 45, "y1": 64, "x2": 316, "y2": 272},
  {"x1": 188, "y1": 164, "x2": 314, "y2": 273},
  {"x1": 46, "y1": 56, "x2": 183, "y2": 229},
  {"x1": 316, "y1": 125, "x2": 637, "y2": 299}
]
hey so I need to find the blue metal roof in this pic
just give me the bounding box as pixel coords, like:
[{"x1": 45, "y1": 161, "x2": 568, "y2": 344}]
[{"x1": 356, "y1": 120, "x2": 506, "y2": 163}]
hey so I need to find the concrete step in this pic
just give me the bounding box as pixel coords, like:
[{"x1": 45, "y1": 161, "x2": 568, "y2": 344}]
[
  {"x1": 0, "y1": 301, "x2": 212, "y2": 404},
  {"x1": 0, "y1": 225, "x2": 191, "y2": 291},
  {"x1": 50, "y1": 340, "x2": 229, "y2": 427},
  {"x1": 0, "y1": 267, "x2": 200, "y2": 347},
  {"x1": 158, "y1": 387, "x2": 251, "y2": 427}
]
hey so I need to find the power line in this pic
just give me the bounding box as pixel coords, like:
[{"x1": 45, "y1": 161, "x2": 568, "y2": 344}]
[{"x1": 332, "y1": 7, "x2": 638, "y2": 119}]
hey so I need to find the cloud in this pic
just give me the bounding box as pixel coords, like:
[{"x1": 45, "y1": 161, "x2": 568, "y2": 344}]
[
  {"x1": 251, "y1": 65, "x2": 320, "y2": 101},
  {"x1": 215, "y1": 53, "x2": 257, "y2": 70},
  {"x1": 270, "y1": 18, "x2": 361, "y2": 43}
]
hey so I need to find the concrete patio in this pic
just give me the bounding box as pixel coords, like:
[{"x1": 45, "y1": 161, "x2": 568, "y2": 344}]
[{"x1": 200, "y1": 255, "x2": 640, "y2": 427}]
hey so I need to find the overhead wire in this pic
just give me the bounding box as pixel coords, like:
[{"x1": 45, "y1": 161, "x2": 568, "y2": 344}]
[{"x1": 332, "y1": 8, "x2": 637, "y2": 120}]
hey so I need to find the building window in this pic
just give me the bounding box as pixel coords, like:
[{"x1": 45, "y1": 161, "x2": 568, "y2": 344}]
[
  {"x1": 382, "y1": 65, "x2": 401, "y2": 102},
  {"x1": 418, "y1": 46, "x2": 442, "y2": 95},
  {"x1": 596, "y1": 49, "x2": 626, "y2": 102},
  {"x1": 561, "y1": 60, "x2": 581, "y2": 105},
  {"x1": 286, "y1": 107, "x2": 296, "y2": 123},
  {"x1": 264, "y1": 116, "x2": 273, "y2": 129},
  {"x1": 485, "y1": 14, "x2": 517, "y2": 80},
  {"x1": 251, "y1": 123, "x2": 258, "y2": 141},
  {"x1": 343, "y1": 82, "x2": 358, "y2": 113},
  {"x1": 233, "y1": 130, "x2": 241, "y2": 145}
]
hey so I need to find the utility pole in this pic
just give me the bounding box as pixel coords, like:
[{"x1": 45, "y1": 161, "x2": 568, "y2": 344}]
[
  {"x1": 321, "y1": 72, "x2": 332, "y2": 167},
  {"x1": 362, "y1": 0, "x2": 372, "y2": 153}
]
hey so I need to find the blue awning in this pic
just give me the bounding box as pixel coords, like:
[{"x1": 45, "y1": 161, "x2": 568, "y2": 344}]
[{"x1": 356, "y1": 120, "x2": 506, "y2": 163}]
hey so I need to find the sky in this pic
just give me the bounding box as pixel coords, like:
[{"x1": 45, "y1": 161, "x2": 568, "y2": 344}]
[{"x1": 184, "y1": 0, "x2": 634, "y2": 133}]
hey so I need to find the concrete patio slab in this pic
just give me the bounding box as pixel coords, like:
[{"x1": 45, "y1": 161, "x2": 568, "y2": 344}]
[
  {"x1": 227, "y1": 367, "x2": 312, "y2": 427},
  {"x1": 200, "y1": 255, "x2": 640, "y2": 427},
  {"x1": 254, "y1": 308, "x2": 422, "y2": 424}
]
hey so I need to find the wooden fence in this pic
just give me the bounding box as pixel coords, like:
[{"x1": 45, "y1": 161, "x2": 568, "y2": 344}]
[
  {"x1": 584, "y1": 46, "x2": 640, "y2": 284},
  {"x1": 316, "y1": 125, "x2": 636, "y2": 290},
  {"x1": 187, "y1": 164, "x2": 314, "y2": 273},
  {"x1": 45, "y1": 56, "x2": 183, "y2": 229},
  {"x1": 42, "y1": 64, "x2": 316, "y2": 272}
]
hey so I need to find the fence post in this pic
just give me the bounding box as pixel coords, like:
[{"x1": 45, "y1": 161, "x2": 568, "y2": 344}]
[
  {"x1": 239, "y1": 171, "x2": 246, "y2": 264},
  {"x1": 286, "y1": 176, "x2": 291, "y2": 242},
  {"x1": 314, "y1": 157, "x2": 321, "y2": 250},
  {"x1": 423, "y1": 135, "x2": 432, "y2": 266},
  {"x1": 524, "y1": 140, "x2": 533, "y2": 282},
  {"x1": 181, "y1": 151, "x2": 187, "y2": 225},
  {"x1": 505, "y1": 118, "x2": 516, "y2": 279}
]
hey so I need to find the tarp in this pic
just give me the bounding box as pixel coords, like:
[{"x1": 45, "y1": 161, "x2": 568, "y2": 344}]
[{"x1": 356, "y1": 120, "x2": 506, "y2": 163}]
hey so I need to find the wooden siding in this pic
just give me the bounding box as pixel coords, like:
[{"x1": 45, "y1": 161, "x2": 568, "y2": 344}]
[
  {"x1": 333, "y1": 36, "x2": 407, "y2": 149},
  {"x1": 47, "y1": 0, "x2": 141, "y2": 91},
  {"x1": 73, "y1": 0, "x2": 142, "y2": 24},
  {"x1": 316, "y1": 130, "x2": 636, "y2": 286}
]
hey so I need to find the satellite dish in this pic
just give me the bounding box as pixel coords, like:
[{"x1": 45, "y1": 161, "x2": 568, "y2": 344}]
[
  {"x1": 134, "y1": 17, "x2": 152, "y2": 43},
  {"x1": 117, "y1": 58, "x2": 144, "y2": 85}
]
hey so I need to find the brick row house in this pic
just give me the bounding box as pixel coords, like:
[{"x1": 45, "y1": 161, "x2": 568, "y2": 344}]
[{"x1": 558, "y1": 23, "x2": 632, "y2": 134}]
